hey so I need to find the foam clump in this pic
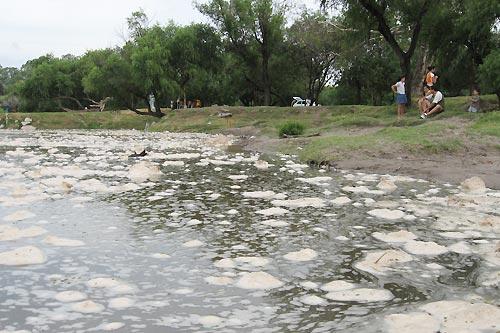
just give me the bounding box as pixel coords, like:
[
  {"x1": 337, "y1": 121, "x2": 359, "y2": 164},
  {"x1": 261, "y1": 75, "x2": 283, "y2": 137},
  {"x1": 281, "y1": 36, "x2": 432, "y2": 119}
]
[
  {"x1": 108, "y1": 297, "x2": 135, "y2": 309},
  {"x1": 128, "y1": 161, "x2": 162, "y2": 183},
  {"x1": 0, "y1": 225, "x2": 47, "y2": 241},
  {"x1": 283, "y1": 248, "x2": 318, "y2": 262},
  {"x1": 71, "y1": 300, "x2": 105, "y2": 313},
  {"x1": 256, "y1": 207, "x2": 290, "y2": 216},
  {"x1": 325, "y1": 288, "x2": 394, "y2": 302},
  {"x1": 198, "y1": 315, "x2": 223, "y2": 328},
  {"x1": 296, "y1": 177, "x2": 332, "y2": 186},
  {"x1": 214, "y1": 258, "x2": 235, "y2": 268},
  {"x1": 234, "y1": 256, "x2": 270, "y2": 267},
  {"x1": 419, "y1": 300, "x2": 500, "y2": 332},
  {"x1": 235, "y1": 271, "x2": 284, "y2": 290},
  {"x1": 162, "y1": 160, "x2": 184, "y2": 167},
  {"x1": 101, "y1": 322, "x2": 126, "y2": 331},
  {"x1": 3, "y1": 210, "x2": 36, "y2": 222},
  {"x1": 43, "y1": 235, "x2": 85, "y2": 247},
  {"x1": 54, "y1": 290, "x2": 87, "y2": 302},
  {"x1": 331, "y1": 197, "x2": 351, "y2": 205},
  {"x1": 242, "y1": 191, "x2": 279, "y2": 199},
  {"x1": 300, "y1": 295, "x2": 327, "y2": 306},
  {"x1": 321, "y1": 280, "x2": 355, "y2": 292},
  {"x1": 355, "y1": 250, "x2": 413, "y2": 275},
  {"x1": 377, "y1": 178, "x2": 398, "y2": 193},
  {"x1": 368, "y1": 209, "x2": 406, "y2": 220},
  {"x1": 404, "y1": 241, "x2": 448, "y2": 256},
  {"x1": 205, "y1": 276, "x2": 234, "y2": 286},
  {"x1": 385, "y1": 312, "x2": 440, "y2": 333},
  {"x1": 271, "y1": 197, "x2": 325, "y2": 208},
  {"x1": 372, "y1": 230, "x2": 417, "y2": 243},
  {"x1": 261, "y1": 219, "x2": 289, "y2": 227},
  {"x1": 182, "y1": 239, "x2": 204, "y2": 248},
  {"x1": 0, "y1": 246, "x2": 46, "y2": 266}
]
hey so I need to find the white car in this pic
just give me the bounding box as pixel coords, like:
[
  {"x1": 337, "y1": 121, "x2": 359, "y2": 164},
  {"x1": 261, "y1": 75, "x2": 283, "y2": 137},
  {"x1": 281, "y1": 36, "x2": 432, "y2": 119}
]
[{"x1": 291, "y1": 97, "x2": 311, "y2": 107}]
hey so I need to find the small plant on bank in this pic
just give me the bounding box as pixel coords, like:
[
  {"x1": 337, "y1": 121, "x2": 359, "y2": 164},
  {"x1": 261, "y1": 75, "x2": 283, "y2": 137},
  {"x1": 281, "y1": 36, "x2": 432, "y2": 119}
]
[{"x1": 278, "y1": 121, "x2": 305, "y2": 138}]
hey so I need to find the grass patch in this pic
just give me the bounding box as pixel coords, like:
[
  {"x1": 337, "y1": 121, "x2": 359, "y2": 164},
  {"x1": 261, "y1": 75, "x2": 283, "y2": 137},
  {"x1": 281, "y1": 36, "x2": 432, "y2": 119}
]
[
  {"x1": 469, "y1": 112, "x2": 500, "y2": 137},
  {"x1": 278, "y1": 121, "x2": 305, "y2": 138}
]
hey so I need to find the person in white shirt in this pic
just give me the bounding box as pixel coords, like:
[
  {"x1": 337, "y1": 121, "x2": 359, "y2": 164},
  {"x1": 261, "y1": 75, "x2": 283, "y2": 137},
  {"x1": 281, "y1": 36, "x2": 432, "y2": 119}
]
[
  {"x1": 420, "y1": 86, "x2": 445, "y2": 119},
  {"x1": 391, "y1": 76, "x2": 407, "y2": 119}
]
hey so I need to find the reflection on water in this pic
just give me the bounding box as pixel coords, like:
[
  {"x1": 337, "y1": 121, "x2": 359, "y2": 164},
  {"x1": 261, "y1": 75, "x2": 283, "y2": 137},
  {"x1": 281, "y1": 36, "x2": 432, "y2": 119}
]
[{"x1": 0, "y1": 130, "x2": 498, "y2": 332}]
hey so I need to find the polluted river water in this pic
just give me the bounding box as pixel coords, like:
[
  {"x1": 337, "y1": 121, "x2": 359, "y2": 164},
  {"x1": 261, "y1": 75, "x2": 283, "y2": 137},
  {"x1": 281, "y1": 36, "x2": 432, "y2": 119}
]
[{"x1": 0, "y1": 129, "x2": 499, "y2": 333}]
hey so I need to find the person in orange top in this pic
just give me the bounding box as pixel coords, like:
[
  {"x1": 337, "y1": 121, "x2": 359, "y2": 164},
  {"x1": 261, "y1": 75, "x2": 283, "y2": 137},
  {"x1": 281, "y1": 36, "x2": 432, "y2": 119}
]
[{"x1": 425, "y1": 66, "x2": 438, "y2": 87}]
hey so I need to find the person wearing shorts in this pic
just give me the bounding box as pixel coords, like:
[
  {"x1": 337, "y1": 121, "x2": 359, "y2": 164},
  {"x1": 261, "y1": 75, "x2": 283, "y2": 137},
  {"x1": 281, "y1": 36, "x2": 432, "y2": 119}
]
[
  {"x1": 420, "y1": 86, "x2": 445, "y2": 119},
  {"x1": 391, "y1": 76, "x2": 407, "y2": 119}
]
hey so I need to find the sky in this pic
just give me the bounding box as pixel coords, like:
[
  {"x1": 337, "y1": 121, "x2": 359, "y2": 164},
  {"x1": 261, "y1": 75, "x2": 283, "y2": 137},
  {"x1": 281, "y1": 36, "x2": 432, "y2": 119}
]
[{"x1": 0, "y1": 0, "x2": 320, "y2": 68}]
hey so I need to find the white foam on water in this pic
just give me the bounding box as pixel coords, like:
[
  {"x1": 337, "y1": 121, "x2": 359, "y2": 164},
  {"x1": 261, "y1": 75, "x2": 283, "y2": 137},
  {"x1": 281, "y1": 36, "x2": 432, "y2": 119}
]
[
  {"x1": 255, "y1": 207, "x2": 290, "y2": 216},
  {"x1": 162, "y1": 160, "x2": 185, "y2": 167},
  {"x1": 150, "y1": 253, "x2": 170, "y2": 259},
  {"x1": 0, "y1": 225, "x2": 47, "y2": 241},
  {"x1": 0, "y1": 246, "x2": 46, "y2": 266},
  {"x1": 54, "y1": 290, "x2": 87, "y2": 303},
  {"x1": 101, "y1": 322, "x2": 126, "y2": 331},
  {"x1": 271, "y1": 197, "x2": 326, "y2": 208},
  {"x1": 108, "y1": 297, "x2": 135, "y2": 309},
  {"x1": 355, "y1": 250, "x2": 413, "y2": 275},
  {"x1": 43, "y1": 235, "x2": 85, "y2": 247},
  {"x1": 283, "y1": 248, "x2": 318, "y2": 262},
  {"x1": 448, "y1": 241, "x2": 473, "y2": 254},
  {"x1": 300, "y1": 295, "x2": 327, "y2": 306},
  {"x1": 198, "y1": 315, "x2": 223, "y2": 328},
  {"x1": 372, "y1": 230, "x2": 417, "y2": 243},
  {"x1": 235, "y1": 271, "x2": 283, "y2": 290},
  {"x1": 321, "y1": 280, "x2": 356, "y2": 292},
  {"x1": 182, "y1": 239, "x2": 204, "y2": 248},
  {"x1": 204, "y1": 276, "x2": 234, "y2": 286},
  {"x1": 367, "y1": 209, "x2": 406, "y2": 220},
  {"x1": 300, "y1": 281, "x2": 319, "y2": 289},
  {"x1": 331, "y1": 197, "x2": 352, "y2": 205},
  {"x1": 325, "y1": 288, "x2": 394, "y2": 302},
  {"x1": 71, "y1": 300, "x2": 105, "y2": 313},
  {"x1": 404, "y1": 241, "x2": 449, "y2": 256},
  {"x1": 214, "y1": 258, "x2": 236, "y2": 269},
  {"x1": 261, "y1": 219, "x2": 289, "y2": 227},
  {"x1": 3, "y1": 210, "x2": 36, "y2": 222},
  {"x1": 234, "y1": 256, "x2": 270, "y2": 267},
  {"x1": 385, "y1": 312, "x2": 440, "y2": 333}
]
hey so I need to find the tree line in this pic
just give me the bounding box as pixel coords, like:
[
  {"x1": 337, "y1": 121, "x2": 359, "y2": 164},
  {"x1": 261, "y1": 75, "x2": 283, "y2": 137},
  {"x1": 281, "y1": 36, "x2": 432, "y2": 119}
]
[{"x1": 1, "y1": 0, "x2": 499, "y2": 115}]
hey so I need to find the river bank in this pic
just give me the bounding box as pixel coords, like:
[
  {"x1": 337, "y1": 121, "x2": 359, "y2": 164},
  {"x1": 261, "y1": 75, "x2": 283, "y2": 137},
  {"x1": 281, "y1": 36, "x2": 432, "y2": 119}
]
[{"x1": 2, "y1": 95, "x2": 499, "y2": 188}]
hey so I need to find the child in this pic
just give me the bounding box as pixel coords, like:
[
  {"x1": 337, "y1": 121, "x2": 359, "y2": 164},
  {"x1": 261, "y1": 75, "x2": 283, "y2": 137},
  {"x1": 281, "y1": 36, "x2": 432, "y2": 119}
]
[
  {"x1": 420, "y1": 86, "x2": 445, "y2": 119},
  {"x1": 425, "y1": 66, "x2": 438, "y2": 87},
  {"x1": 391, "y1": 76, "x2": 407, "y2": 119},
  {"x1": 468, "y1": 89, "x2": 480, "y2": 113}
]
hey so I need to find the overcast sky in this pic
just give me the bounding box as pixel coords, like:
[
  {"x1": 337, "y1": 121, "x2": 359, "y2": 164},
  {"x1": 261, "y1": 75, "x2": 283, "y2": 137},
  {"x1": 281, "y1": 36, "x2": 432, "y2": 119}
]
[{"x1": 0, "y1": 0, "x2": 320, "y2": 68}]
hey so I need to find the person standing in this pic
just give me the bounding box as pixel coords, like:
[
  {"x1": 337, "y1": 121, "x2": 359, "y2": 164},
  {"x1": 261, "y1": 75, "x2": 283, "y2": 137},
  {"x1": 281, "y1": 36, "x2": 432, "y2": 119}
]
[
  {"x1": 425, "y1": 66, "x2": 438, "y2": 87},
  {"x1": 391, "y1": 76, "x2": 407, "y2": 119}
]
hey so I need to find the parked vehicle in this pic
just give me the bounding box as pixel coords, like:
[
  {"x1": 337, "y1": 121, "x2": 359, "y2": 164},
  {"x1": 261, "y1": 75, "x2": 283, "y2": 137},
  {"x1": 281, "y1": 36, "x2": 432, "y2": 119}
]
[{"x1": 291, "y1": 97, "x2": 311, "y2": 107}]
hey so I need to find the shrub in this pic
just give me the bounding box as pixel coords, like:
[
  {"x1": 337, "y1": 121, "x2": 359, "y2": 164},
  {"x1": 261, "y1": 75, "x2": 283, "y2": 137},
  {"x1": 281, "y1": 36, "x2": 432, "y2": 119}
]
[{"x1": 278, "y1": 121, "x2": 305, "y2": 138}]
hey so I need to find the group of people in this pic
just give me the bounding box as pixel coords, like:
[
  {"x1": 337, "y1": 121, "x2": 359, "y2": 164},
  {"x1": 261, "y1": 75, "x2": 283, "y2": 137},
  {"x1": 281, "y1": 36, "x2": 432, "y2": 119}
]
[{"x1": 391, "y1": 65, "x2": 445, "y2": 119}]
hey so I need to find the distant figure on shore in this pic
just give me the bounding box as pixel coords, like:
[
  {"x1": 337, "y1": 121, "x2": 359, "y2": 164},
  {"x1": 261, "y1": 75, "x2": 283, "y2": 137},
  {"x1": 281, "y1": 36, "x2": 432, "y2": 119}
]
[
  {"x1": 424, "y1": 66, "x2": 438, "y2": 88},
  {"x1": 468, "y1": 89, "x2": 481, "y2": 113},
  {"x1": 391, "y1": 75, "x2": 407, "y2": 119},
  {"x1": 420, "y1": 86, "x2": 445, "y2": 119}
]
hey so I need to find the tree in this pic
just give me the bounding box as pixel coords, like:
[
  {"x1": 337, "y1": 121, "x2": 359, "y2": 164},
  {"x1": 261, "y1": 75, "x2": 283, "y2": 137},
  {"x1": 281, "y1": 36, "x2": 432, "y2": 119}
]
[
  {"x1": 127, "y1": 9, "x2": 150, "y2": 40},
  {"x1": 479, "y1": 49, "x2": 500, "y2": 106},
  {"x1": 18, "y1": 55, "x2": 86, "y2": 112},
  {"x1": 199, "y1": 0, "x2": 286, "y2": 105},
  {"x1": 322, "y1": 0, "x2": 432, "y2": 104},
  {"x1": 167, "y1": 24, "x2": 223, "y2": 106},
  {"x1": 288, "y1": 12, "x2": 341, "y2": 104}
]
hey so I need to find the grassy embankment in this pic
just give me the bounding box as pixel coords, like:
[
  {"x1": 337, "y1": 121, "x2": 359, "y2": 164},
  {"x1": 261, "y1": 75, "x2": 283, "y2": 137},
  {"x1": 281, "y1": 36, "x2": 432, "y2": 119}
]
[{"x1": 2, "y1": 95, "x2": 499, "y2": 163}]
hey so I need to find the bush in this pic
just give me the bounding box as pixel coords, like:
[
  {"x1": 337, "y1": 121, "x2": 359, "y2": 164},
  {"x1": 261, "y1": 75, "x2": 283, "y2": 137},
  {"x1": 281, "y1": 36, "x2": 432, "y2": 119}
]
[{"x1": 278, "y1": 121, "x2": 305, "y2": 138}]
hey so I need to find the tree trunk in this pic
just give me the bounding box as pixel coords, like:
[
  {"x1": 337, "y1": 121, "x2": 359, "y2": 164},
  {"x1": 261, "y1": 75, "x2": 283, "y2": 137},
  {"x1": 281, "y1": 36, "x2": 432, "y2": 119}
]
[
  {"x1": 262, "y1": 53, "x2": 271, "y2": 106},
  {"x1": 401, "y1": 56, "x2": 413, "y2": 105}
]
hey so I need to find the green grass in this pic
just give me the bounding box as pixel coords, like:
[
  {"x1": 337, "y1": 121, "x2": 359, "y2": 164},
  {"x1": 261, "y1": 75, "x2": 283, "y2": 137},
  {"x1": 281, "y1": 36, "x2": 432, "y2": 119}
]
[
  {"x1": 469, "y1": 112, "x2": 500, "y2": 137},
  {"x1": 1, "y1": 95, "x2": 498, "y2": 163},
  {"x1": 278, "y1": 121, "x2": 305, "y2": 138}
]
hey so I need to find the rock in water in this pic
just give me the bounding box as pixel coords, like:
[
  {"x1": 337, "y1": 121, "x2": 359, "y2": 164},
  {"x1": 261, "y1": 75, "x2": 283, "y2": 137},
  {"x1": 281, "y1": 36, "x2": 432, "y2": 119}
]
[{"x1": 460, "y1": 176, "x2": 486, "y2": 193}]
